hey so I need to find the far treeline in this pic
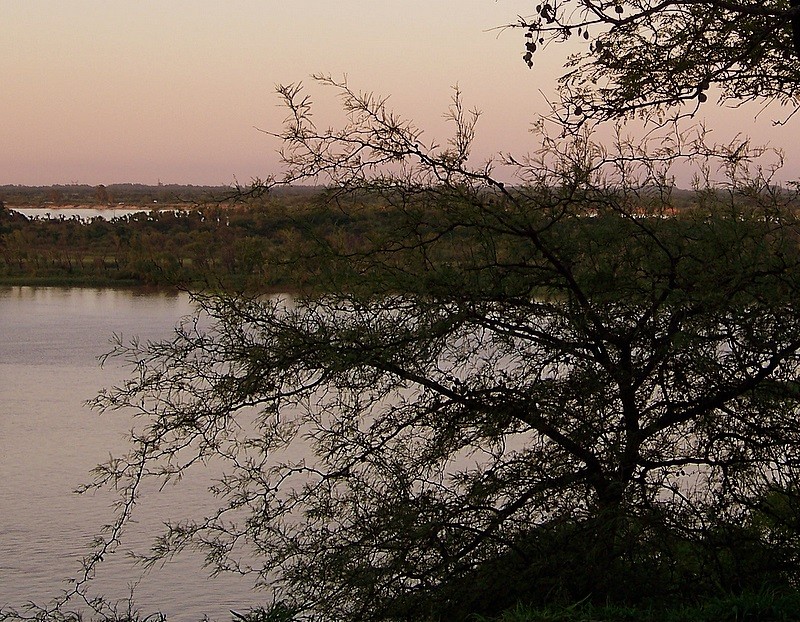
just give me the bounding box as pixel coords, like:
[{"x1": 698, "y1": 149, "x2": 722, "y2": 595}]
[
  {"x1": 0, "y1": 185, "x2": 370, "y2": 289},
  {"x1": 0, "y1": 182, "x2": 319, "y2": 208},
  {"x1": 0, "y1": 183, "x2": 739, "y2": 290}
]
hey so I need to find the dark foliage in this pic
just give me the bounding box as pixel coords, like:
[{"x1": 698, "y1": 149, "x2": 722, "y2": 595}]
[
  {"x1": 35, "y1": 94, "x2": 800, "y2": 622},
  {"x1": 508, "y1": 0, "x2": 800, "y2": 124}
]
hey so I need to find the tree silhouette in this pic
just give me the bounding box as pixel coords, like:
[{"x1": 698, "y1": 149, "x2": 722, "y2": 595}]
[
  {"x1": 510, "y1": 0, "x2": 800, "y2": 123},
  {"x1": 56, "y1": 83, "x2": 800, "y2": 621}
]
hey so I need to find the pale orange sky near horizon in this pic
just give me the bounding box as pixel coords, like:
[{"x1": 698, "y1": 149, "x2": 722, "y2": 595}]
[{"x1": 3, "y1": 1, "x2": 799, "y2": 187}]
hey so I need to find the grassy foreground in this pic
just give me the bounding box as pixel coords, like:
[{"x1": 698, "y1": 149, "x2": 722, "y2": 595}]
[
  {"x1": 229, "y1": 591, "x2": 800, "y2": 622},
  {"x1": 472, "y1": 592, "x2": 800, "y2": 622}
]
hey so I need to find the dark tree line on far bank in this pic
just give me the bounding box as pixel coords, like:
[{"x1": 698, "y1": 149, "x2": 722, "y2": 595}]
[
  {"x1": 0, "y1": 184, "x2": 737, "y2": 291},
  {"x1": 0, "y1": 183, "x2": 319, "y2": 209},
  {"x1": 0, "y1": 188, "x2": 374, "y2": 289}
]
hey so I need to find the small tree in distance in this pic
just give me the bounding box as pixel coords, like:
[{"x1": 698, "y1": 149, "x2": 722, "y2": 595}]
[{"x1": 32, "y1": 78, "x2": 800, "y2": 621}]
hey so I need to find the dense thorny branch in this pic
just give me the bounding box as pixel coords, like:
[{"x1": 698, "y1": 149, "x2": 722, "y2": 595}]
[
  {"x1": 502, "y1": 0, "x2": 800, "y2": 126},
  {"x1": 8, "y1": 75, "x2": 800, "y2": 622}
]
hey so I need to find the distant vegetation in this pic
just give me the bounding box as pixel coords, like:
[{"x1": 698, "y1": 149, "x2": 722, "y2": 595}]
[
  {"x1": 0, "y1": 183, "x2": 330, "y2": 290},
  {"x1": 0, "y1": 185, "x2": 388, "y2": 289},
  {"x1": 0, "y1": 182, "x2": 320, "y2": 208},
  {"x1": 0, "y1": 182, "x2": 224, "y2": 208},
  {"x1": 0, "y1": 184, "x2": 789, "y2": 290}
]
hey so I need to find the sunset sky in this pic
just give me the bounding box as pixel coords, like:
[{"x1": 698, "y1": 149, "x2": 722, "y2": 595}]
[{"x1": 3, "y1": 1, "x2": 798, "y2": 186}]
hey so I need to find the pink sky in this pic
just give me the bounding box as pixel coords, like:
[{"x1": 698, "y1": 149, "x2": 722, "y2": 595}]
[{"x1": 2, "y1": 1, "x2": 798, "y2": 186}]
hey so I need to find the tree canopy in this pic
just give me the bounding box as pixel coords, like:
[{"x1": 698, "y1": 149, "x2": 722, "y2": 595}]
[{"x1": 511, "y1": 0, "x2": 800, "y2": 123}]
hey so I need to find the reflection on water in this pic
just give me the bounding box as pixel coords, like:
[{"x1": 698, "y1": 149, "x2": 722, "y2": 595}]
[
  {"x1": 0, "y1": 286, "x2": 187, "y2": 366},
  {"x1": 0, "y1": 287, "x2": 260, "y2": 621}
]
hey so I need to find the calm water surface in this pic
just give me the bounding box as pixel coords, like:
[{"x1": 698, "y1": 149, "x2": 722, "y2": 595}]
[{"x1": 0, "y1": 287, "x2": 261, "y2": 621}]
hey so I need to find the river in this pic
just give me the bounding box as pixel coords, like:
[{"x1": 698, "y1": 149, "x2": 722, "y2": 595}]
[{"x1": 0, "y1": 286, "x2": 261, "y2": 621}]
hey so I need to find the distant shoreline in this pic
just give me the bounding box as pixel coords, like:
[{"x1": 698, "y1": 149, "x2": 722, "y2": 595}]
[{"x1": 12, "y1": 203, "x2": 187, "y2": 211}]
